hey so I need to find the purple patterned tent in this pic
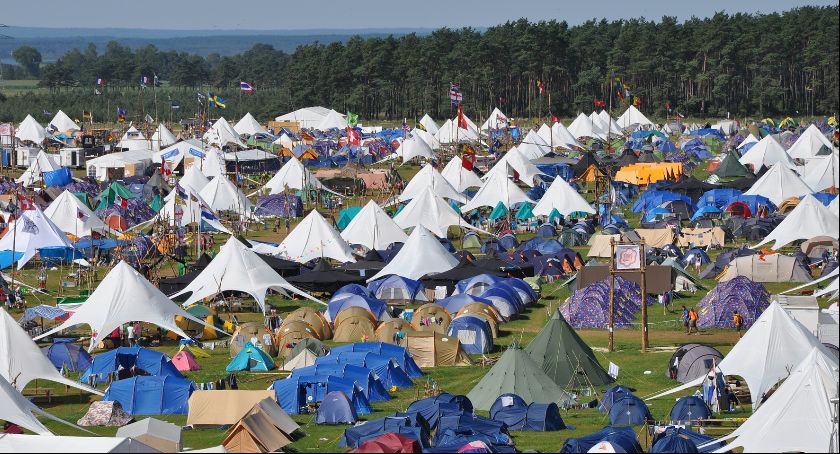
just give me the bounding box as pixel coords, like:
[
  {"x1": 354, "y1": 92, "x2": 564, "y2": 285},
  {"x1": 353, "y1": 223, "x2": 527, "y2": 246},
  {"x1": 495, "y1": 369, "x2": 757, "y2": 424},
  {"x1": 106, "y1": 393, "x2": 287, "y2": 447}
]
[
  {"x1": 697, "y1": 276, "x2": 770, "y2": 329},
  {"x1": 97, "y1": 198, "x2": 156, "y2": 228},
  {"x1": 559, "y1": 276, "x2": 655, "y2": 329},
  {"x1": 255, "y1": 194, "x2": 303, "y2": 218}
]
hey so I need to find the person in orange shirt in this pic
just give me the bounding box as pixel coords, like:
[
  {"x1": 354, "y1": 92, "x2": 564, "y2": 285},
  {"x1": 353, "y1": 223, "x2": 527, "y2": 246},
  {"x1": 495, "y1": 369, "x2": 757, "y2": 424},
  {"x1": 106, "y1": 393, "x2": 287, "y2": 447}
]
[
  {"x1": 733, "y1": 311, "x2": 744, "y2": 338},
  {"x1": 688, "y1": 308, "x2": 699, "y2": 334}
]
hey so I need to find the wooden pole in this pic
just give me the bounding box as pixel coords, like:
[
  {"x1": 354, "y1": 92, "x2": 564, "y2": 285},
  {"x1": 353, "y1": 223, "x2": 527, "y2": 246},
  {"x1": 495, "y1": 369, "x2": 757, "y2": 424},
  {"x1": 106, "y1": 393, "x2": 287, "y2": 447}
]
[
  {"x1": 640, "y1": 239, "x2": 648, "y2": 352},
  {"x1": 608, "y1": 238, "x2": 615, "y2": 352}
]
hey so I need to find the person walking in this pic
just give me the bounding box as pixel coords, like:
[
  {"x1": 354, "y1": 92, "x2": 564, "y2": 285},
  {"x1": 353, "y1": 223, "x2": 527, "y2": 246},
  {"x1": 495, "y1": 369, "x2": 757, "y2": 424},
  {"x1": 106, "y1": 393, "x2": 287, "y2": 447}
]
[
  {"x1": 682, "y1": 306, "x2": 690, "y2": 334},
  {"x1": 733, "y1": 310, "x2": 744, "y2": 338},
  {"x1": 688, "y1": 307, "x2": 699, "y2": 334},
  {"x1": 126, "y1": 323, "x2": 136, "y2": 347}
]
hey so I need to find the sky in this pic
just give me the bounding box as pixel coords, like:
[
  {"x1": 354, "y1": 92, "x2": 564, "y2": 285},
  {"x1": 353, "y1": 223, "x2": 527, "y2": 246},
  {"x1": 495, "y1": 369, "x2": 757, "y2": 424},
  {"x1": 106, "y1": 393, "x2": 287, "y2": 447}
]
[{"x1": 4, "y1": 0, "x2": 837, "y2": 30}]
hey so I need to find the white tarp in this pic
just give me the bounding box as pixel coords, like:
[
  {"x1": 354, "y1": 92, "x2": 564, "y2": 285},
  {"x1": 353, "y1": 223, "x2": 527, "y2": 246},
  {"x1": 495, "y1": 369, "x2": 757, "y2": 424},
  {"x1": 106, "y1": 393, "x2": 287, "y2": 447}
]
[
  {"x1": 153, "y1": 139, "x2": 203, "y2": 170},
  {"x1": 393, "y1": 187, "x2": 476, "y2": 238},
  {"x1": 203, "y1": 117, "x2": 244, "y2": 148},
  {"x1": 274, "y1": 210, "x2": 355, "y2": 263},
  {"x1": 171, "y1": 236, "x2": 323, "y2": 310},
  {"x1": 787, "y1": 124, "x2": 835, "y2": 160},
  {"x1": 35, "y1": 261, "x2": 219, "y2": 351},
  {"x1": 275, "y1": 106, "x2": 335, "y2": 129},
  {"x1": 117, "y1": 126, "x2": 150, "y2": 152},
  {"x1": 567, "y1": 113, "x2": 605, "y2": 140},
  {"x1": 44, "y1": 190, "x2": 108, "y2": 237},
  {"x1": 198, "y1": 175, "x2": 252, "y2": 216},
  {"x1": 315, "y1": 110, "x2": 348, "y2": 131},
  {"x1": 419, "y1": 114, "x2": 439, "y2": 135},
  {"x1": 368, "y1": 225, "x2": 458, "y2": 282},
  {"x1": 710, "y1": 347, "x2": 838, "y2": 453},
  {"x1": 150, "y1": 123, "x2": 177, "y2": 151},
  {"x1": 517, "y1": 130, "x2": 552, "y2": 160},
  {"x1": 801, "y1": 152, "x2": 839, "y2": 192},
  {"x1": 647, "y1": 302, "x2": 834, "y2": 409},
  {"x1": 738, "y1": 135, "x2": 792, "y2": 170},
  {"x1": 755, "y1": 194, "x2": 839, "y2": 249},
  {"x1": 340, "y1": 200, "x2": 408, "y2": 250},
  {"x1": 233, "y1": 112, "x2": 268, "y2": 136},
  {"x1": 0, "y1": 374, "x2": 55, "y2": 435},
  {"x1": 396, "y1": 134, "x2": 436, "y2": 164},
  {"x1": 483, "y1": 147, "x2": 545, "y2": 187},
  {"x1": 435, "y1": 119, "x2": 479, "y2": 144},
  {"x1": 15, "y1": 114, "x2": 46, "y2": 145},
  {"x1": 49, "y1": 110, "x2": 80, "y2": 132},
  {"x1": 0, "y1": 308, "x2": 101, "y2": 394},
  {"x1": 16, "y1": 149, "x2": 60, "y2": 187},
  {"x1": 480, "y1": 107, "x2": 509, "y2": 130}
]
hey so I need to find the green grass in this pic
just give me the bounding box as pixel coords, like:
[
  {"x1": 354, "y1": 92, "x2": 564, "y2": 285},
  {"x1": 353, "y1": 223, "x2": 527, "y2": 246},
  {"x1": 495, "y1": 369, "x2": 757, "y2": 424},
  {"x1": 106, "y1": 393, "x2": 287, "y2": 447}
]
[{"x1": 6, "y1": 160, "x2": 829, "y2": 452}]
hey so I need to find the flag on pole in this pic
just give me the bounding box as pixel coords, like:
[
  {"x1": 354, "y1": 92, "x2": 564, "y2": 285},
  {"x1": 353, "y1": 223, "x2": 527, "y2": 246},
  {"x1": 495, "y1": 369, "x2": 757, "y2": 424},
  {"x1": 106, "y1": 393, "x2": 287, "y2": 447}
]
[
  {"x1": 449, "y1": 82, "x2": 462, "y2": 106},
  {"x1": 346, "y1": 127, "x2": 360, "y2": 145},
  {"x1": 593, "y1": 99, "x2": 606, "y2": 108},
  {"x1": 140, "y1": 75, "x2": 150, "y2": 87},
  {"x1": 536, "y1": 79, "x2": 545, "y2": 95},
  {"x1": 633, "y1": 96, "x2": 641, "y2": 106},
  {"x1": 188, "y1": 148, "x2": 206, "y2": 158},
  {"x1": 665, "y1": 100, "x2": 671, "y2": 112},
  {"x1": 457, "y1": 105, "x2": 468, "y2": 130},
  {"x1": 82, "y1": 111, "x2": 93, "y2": 122},
  {"x1": 115, "y1": 195, "x2": 129, "y2": 209},
  {"x1": 346, "y1": 111, "x2": 359, "y2": 127},
  {"x1": 96, "y1": 77, "x2": 105, "y2": 86},
  {"x1": 551, "y1": 114, "x2": 560, "y2": 123},
  {"x1": 461, "y1": 144, "x2": 476, "y2": 171},
  {"x1": 612, "y1": 73, "x2": 625, "y2": 100},
  {"x1": 208, "y1": 93, "x2": 226, "y2": 109},
  {"x1": 117, "y1": 107, "x2": 127, "y2": 123},
  {"x1": 144, "y1": 114, "x2": 155, "y2": 123},
  {"x1": 239, "y1": 80, "x2": 254, "y2": 93}
]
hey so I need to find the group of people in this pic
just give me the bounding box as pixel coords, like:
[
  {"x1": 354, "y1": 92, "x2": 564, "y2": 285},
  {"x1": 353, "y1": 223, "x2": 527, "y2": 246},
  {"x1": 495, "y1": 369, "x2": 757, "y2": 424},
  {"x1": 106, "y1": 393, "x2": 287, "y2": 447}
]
[{"x1": 682, "y1": 305, "x2": 744, "y2": 337}]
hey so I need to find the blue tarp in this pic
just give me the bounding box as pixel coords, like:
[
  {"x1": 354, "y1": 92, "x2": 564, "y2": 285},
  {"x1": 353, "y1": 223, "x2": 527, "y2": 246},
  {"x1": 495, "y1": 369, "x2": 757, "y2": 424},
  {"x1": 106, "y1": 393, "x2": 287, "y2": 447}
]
[
  {"x1": 82, "y1": 346, "x2": 183, "y2": 385},
  {"x1": 330, "y1": 342, "x2": 423, "y2": 378},
  {"x1": 340, "y1": 414, "x2": 430, "y2": 448},
  {"x1": 407, "y1": 393, "x2": 473, "y2": 429},
  {"x1": 291, "y1": 364, "x2": 390, "y2": 401},
  {"x1": 103, "y1": 375, "x2": 195, "y2": 415}
]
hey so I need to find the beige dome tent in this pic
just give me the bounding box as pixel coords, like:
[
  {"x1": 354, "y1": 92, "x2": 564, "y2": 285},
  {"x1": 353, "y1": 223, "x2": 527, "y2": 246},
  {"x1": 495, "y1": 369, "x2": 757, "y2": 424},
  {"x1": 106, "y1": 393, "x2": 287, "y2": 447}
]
[
  {"x1": 375, "y1": 319, "x2": 417, "y2": 344},
  {"x1": 404, "y1": 332, "x2": 472, "y2": 368},
  {"x1": 274, "y1": 320, "x2": 319, "y2": 357},
  {"x1": 332, "y1": 307, "x2": 377, "y2": 342},
  {"x1": 281, "y1": 307, "x2": 331, "y2": 340},
  {"x1": 231, "y1": 322, "x2": 278, "y2": 357},
  {"x1": 411, "y1": 303, "x2": 452, "y2": 334}
]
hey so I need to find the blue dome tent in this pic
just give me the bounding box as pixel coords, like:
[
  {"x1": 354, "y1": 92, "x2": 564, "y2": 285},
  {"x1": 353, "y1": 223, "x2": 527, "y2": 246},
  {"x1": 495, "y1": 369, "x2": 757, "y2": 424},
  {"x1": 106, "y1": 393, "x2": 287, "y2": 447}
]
[
  {"x1": 608, "y1": 395, "x2": 653, "y2": 426},
  {"x1": 316, "y1": 390, "x2": 359, "y2": 425},
  {"x1": 447, "y1": 315, "x2": 494, "y2": 354},
  {"x1": 103, "y1": 375, "x2": 195, "y2": 415},
  {"x1": 669, "y1": 396, "x2": 712, "y2": 423},
  {"x1": 42, "y1": 341, "x2": 92, "y2": 372}
]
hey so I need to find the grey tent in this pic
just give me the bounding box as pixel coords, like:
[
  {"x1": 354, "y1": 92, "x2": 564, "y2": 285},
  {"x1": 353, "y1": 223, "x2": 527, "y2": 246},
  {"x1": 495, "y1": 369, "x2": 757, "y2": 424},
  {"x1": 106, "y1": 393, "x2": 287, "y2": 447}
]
[
  {"x1": 666, "y1": 343, "x2": 724, "y2": 383},
  {"x1": 719, "y1": 254, "x2": 812, "y2": 283},
  {"x1": 316, "y1": 391, "x2": 358, "y2": 425},
  {"x1": 466, "y1": 343, "x2": 574, "y2": 411},
  {"x1": 525, "y1": 310, "x2": 614, "y2": 388}
]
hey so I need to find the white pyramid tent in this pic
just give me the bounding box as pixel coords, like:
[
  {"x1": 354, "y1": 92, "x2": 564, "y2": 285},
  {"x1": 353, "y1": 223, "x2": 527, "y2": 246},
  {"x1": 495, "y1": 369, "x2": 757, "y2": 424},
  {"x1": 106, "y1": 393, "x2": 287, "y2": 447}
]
[
  {"x1": 435, "y1": 119, "x2": 479, "y2": 144},
  {"x1": 172, "y1": 236, "x2": 323, "y2": 311},
  {"x1": 738, "y1": 135, "x2": 792, "y2": 170},
  {"x1": 648, "y1": 302, "x2": 834, "y2": 409},
  {"x1": 153, "y1": 138, "x2": 202, "y2": 170},
  {"x1": 483, "y1": 147, "x2": 544, "y2": 187},
  {"x1": 461, "y1": 168, "x2": 533, "y2": 212},
  {"x1": 49, "y1": 110, "x2": 80, "y2": 131},
  {"x1": 537, "y1": 123, "x2": 580, "y2": 150},
  {"x1": 44, "y1": 190, "x2": 108, "y2": 237},
  {"x1": 399, "y1": 163, "x2": 466, "y2": 203},
  {"x1": 259, "y1": 156, "x2": 336, "y2": 196},
  {"x1": 275, "y1": 210, "x2": 355, "y2": 263},
  {"x1": 16, "y1": 149, "x2": 60, "y2": 186},
  {"x1": 754, "y1": 194, "x2": 839, "y2": 250},
  {"x1": 787, "y1": 124, "x2": 835, "y2": 160},
  {"x1": 150, "y1": 123, "x2": 177, "y2": 151},
  {"x1": 340, "y1": 200, "x2": 408, "y2": 250},
  {"x1": 1, "y1": 308, "x2": 100, "y2": 395},
  {"x1": 410, "y1": 127, "x2": 440, "y2": 150},
  {"x1": 441, "y1": 156, "x2": 484, "y2": 192},
  {"x1": 616, "y1": 105, "x2": 654, "y2": 131},
  {"x1": 203, "y1": 117, "x2": 245, "y2": 148},
  {"x1": 0, "y1": 206, "x2": 73, "y2": 269},
  {"x1": 744, "y1": 161, "x2": 813, "y2": 205},
  {"x1": 737, "y1": 133, "x2": 759, "y2": 149},
  {"x1": 198, "y1": 175, "x2": 252, "y2": 215},
  {"x1": 801, "y1": 152, "x2": 839, "y2": 192},
  {"x1": 709, "y1": 347, "x2": 838, "y2": 453},
  {"x1": 202, "y1": 148, "x2": 227, "y2": 179},
  {"x1": 368, "y1": 225, "x2": 458, "y2": 281},
  {"x1": 393, "y1": 187, "x2": 474, "y2": 238},
  {"x1": 597, "y1": 110, "x2": 623, "y2": 136},
  {"x1": 517, "y1": 129, "x2": 552, "y2": 160},
  {"x1": 151, "y1": 191, "x2": 231, "y2": 235},
  {"x1": 15, "y1": 114, "x2": 46, "y2": 145},
  {"x1": 178, "y1": 164, "x2": 211, "y2": 195},
  {"x1": 233, "y1": 112, "x2": 268, "y2": 136},
  {"x1": 568, "y1": 113, "x2": 604, "y2": 140},
  {"x1": 480, "y1": 107, "x2": 509, "y2": 130},
  {"x1": 396, "y1": 134, "x2": 436, "y2": 164},
  {"x1": 272, "y1": 133, "x2": 295, "y2": 150},
  {"x1": 117, "y1": 126, "x2": 150, "y2": 151},
  {"x1": 35, "y1": 261, "x2": 220, "y2": 351},
  {"x1": 419, "y1": 114, "x2": 440, "y2": 135},
  {"x1": 532, "y1": 175, "x2": 595, "y2": 217},
  {"x1": 315, "y1": 110, "x2": 348, "y2": 131},
  {"x1": 456, "y1": 111, "x2": 479, "y2": 132}
]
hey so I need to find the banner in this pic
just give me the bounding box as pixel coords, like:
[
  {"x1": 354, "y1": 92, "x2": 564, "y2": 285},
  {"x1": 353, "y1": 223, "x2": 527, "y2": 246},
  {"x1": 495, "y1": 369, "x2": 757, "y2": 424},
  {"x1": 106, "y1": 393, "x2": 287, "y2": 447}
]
[{"x1": 615, "y1": 244, "x2": 641, "y2": 270}]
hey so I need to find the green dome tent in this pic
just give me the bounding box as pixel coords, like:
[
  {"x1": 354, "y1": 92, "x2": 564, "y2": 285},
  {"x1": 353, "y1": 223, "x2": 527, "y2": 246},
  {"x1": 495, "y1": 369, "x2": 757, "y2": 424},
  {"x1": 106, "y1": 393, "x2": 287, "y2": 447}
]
[
  {"x1": 713, "y1": 153, "x2": 751, "y2": 179},
  {"x1": 526, "y1": 310, "x2": 614, "y2": 389}
]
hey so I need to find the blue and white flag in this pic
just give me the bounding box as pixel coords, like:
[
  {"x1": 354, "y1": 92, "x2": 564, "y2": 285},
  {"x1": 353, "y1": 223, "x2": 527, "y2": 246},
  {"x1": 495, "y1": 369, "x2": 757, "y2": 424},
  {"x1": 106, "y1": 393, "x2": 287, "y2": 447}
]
[{"x1": 188, "y1": 148, "x2": 206, "y2": 158}]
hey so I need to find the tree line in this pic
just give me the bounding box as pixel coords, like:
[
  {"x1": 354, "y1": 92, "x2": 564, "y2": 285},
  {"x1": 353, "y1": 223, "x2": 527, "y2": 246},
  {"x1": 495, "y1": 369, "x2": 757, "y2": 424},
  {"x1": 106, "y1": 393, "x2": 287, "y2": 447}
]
[{"x1": 1, "y1": 6, "x2": 837, "y2": 124}]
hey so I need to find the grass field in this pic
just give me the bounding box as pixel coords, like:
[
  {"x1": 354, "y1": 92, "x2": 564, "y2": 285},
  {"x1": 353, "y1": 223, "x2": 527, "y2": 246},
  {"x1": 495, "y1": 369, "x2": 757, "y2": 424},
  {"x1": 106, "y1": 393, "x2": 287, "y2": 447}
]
[{"x1": 5, "y1": 160, "x2": 829, "y2": 452}]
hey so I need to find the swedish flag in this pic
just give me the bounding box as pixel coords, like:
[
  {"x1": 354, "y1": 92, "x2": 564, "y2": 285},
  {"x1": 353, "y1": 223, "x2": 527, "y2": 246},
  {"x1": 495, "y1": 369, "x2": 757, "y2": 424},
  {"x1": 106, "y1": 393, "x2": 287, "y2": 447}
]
[{"x1": 208, "y1": 93, "x2": 227, "y2": 109}]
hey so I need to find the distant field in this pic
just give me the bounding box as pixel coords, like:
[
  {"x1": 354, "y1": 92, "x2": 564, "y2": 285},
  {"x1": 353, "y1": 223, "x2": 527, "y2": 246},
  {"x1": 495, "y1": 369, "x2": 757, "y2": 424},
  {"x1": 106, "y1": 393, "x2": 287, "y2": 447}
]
[{"x1": 0, "y1": 79, "x2": 43, "y2": 94}]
